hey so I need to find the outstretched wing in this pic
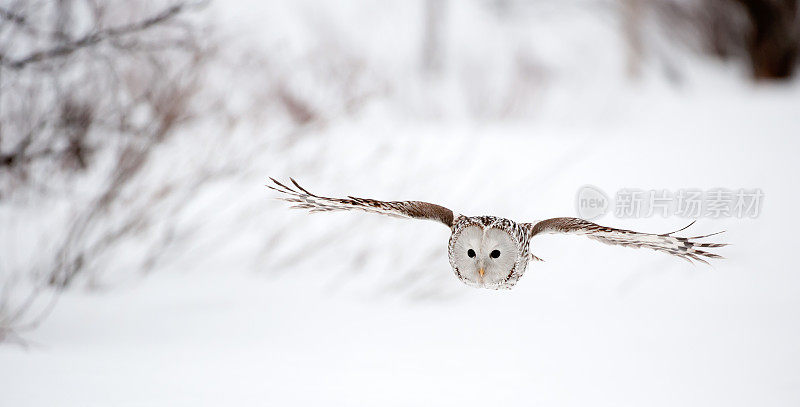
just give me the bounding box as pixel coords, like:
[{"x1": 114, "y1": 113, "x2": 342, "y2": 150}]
[
  {"x1": 526, "y1": 217, "x2": 726, "y2": 264},
  {"x1": 267, "y1": 178, "x2": 455, "y2": 227}
]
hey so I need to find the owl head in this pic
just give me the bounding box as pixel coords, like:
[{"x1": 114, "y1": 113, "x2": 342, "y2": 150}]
[{"x1": 448, "y1": 217, "x2": 526, "y2": 289}]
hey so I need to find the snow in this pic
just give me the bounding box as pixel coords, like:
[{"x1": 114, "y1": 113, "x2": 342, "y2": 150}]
[{"x1": 2, "y1": 0, "x2": 800, "y2": 406}]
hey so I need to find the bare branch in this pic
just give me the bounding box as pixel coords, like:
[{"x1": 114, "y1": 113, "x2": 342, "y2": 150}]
[
  {"x1": 1, "y1": 1, "x2": 202, "y2": 69},
  {"x1": 0, "y1": 6, "x2": 26, "y2": 25}
]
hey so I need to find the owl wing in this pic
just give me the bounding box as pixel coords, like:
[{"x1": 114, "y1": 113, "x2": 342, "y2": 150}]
[
  {"x1": 267, "y1": 178, "x2": 455, "y2": 227},
  {"x1": 526, "y1": 217, "x2": 726, "y2": 264}
]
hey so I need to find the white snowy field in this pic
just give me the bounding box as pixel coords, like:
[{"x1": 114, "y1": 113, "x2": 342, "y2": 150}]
[
  {"x1": 2, "y1": 1, "x2": 800, "y2": 406},
  {"x1": 3, "y1": 85, "x2": 800, "y2": 406}
]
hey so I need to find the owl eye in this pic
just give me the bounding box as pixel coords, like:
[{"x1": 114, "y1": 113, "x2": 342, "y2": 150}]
[
  {"x1": 490, "y1": 250, "x2": 501, "y2": 259},
  {"x1": 467, "y1": 249, "x2": 476, "y2": 258}
]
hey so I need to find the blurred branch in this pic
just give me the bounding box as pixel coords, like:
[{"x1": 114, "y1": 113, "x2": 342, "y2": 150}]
[
  {"x1": 0, "y1": 6, "x2": 26, "y2": 25},
  {"x1": 0, "y1": 1, "x2": 203, "y2": 69}
]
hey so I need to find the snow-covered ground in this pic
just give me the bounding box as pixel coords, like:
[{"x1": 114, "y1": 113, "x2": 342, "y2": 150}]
[{"x1": 2, "y1": 1, "x2": 800, "y2": 406}]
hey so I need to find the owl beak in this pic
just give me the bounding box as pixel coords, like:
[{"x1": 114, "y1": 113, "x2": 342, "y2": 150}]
[{"x1": 478, "y1": 268, "x2": 485, "y2": 278}]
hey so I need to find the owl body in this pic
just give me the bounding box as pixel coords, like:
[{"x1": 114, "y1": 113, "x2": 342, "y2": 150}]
[
  {"x1": 268, "y1": 178, "x2": 725, "y2": 290},
  {"x1": 448, "y1": 215, "x2": 532, "y2": 289}
]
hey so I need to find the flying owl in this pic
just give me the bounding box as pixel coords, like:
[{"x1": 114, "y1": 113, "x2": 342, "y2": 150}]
[{"x1": 268, "y1": 178, "x2": 726, "y2": 290}]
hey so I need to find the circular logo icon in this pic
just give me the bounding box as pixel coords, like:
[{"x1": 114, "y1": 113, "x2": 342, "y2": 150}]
[{"x1": 575, "y1": 185, "x2": 609, "y2": 220}]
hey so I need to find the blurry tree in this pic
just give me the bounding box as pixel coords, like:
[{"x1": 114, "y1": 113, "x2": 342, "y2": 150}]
[
  {"x1": 654, "y1": 0, "x2": 798, "y2": 79},
  {"x1": 422, "y1": 0, "x2": 447, "y2": 77},
  {"x1": 622, "y1": 0, "x2": 645, "y2": 79},
  {"x1": 735, "y1": 0, "x2": 798, "y2": 79}
]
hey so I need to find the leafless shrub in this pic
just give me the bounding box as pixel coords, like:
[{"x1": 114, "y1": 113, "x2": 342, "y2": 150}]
[
  {"x1": 0, "y1": 0, "x2": 389, "y2": 343},
  {"x1": 0, "y1": 0, "x2": 217, "y2": 342},
  {"x1": 1, "y1": 0, "x2": 212, "y2": 186}
]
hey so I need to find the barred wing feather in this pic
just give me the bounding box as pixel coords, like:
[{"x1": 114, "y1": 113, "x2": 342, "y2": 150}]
[
  {"x1": 528, "y1": 217, "x2": 726, "y2": 264},
  {"x1": 267, "y1": 178, "x2": 454, "y2": 227}
]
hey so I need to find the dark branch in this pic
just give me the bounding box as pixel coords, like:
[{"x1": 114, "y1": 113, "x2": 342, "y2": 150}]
[
  {"x1": 0, "y1": 6, "x2": 26, "y2": 25},
  {"x1": 1, "y1": 2, "x2": 199, "y2": 70}
]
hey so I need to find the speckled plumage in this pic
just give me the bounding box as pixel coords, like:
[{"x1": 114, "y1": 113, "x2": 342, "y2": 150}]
[
  {"x1": 268, "y1": 178, "x2": 726, "y2": 290},
  {"x1": 448, "y1": 215, "x2": 531, "y2": 289}
]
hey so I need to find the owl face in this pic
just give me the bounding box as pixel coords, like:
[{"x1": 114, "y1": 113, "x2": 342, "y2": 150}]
[{"x1": 449, "y1": 224, "x2": 521, "y2": 289}]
